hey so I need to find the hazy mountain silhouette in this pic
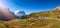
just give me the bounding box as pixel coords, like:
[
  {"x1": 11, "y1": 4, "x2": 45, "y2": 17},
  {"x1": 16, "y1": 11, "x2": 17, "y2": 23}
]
[
  {"x1": 0, "y1": 7, "x2": 26, "y2": 20},
  {"x1": 0, "y1": 7, "x2": 15, "y2": 21}
]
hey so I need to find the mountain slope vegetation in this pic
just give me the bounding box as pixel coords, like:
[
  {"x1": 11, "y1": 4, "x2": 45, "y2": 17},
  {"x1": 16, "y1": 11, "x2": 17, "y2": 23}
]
[{"x1": 26, "y1": 6, "x2": 60, "y2": 19}]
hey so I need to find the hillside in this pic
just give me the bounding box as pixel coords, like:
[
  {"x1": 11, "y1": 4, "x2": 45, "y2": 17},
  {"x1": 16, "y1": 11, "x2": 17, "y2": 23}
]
[
  {"x1": 0, "y1": 19, "x2": 60, "y2": 28},
  {"x1": 26, "y1": 6, "x2": 60, "y2": 19}
]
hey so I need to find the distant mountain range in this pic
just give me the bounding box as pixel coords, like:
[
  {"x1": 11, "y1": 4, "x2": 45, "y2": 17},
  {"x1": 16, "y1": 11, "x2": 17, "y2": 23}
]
[
  {"x1": 0, "y1": 6, "x2": 60, "y2": 21},
  {"x1": 0, "y1": 7, "x2": 26, "y2": 21}
]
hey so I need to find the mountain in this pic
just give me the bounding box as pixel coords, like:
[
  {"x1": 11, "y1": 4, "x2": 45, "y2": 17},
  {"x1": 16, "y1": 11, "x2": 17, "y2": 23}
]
[
  {"x1": 15, "y1": 10, "x2": 26, "y2": 19},
  {"x1": 0, "y1": 7, "x2": 15, "y2": 21},
  {"x1": 0, "y1": 7, "x2": 26, "y2": 20},
  {"x1": 25, "y1": 6, "x2": 60, "y2": 19},
  {"x1": 0, "y1": 6, "x2": 60, "y2": 20}
]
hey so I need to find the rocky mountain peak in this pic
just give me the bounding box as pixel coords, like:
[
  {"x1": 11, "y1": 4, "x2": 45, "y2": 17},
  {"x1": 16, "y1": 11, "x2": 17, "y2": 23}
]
[{"x1": 15, "y1": 10, "x2": 26, "y2": 17}]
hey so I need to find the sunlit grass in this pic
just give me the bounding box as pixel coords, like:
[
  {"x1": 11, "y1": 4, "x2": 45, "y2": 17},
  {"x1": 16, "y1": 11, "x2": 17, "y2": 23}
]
[{"x1": 0, "y1": 19, "x2": 60, "y2": 28}]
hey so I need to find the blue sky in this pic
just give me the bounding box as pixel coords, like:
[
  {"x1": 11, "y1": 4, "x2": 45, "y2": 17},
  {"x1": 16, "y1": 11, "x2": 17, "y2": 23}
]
[{"x1": 0, "y1": 0, "x2": 59, "y2": 14}]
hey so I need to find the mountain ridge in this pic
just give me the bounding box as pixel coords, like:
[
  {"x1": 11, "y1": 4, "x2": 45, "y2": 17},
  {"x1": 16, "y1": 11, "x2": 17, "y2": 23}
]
[{"x1": 25, "y1": 6, "x2": 60, "y2": 19}]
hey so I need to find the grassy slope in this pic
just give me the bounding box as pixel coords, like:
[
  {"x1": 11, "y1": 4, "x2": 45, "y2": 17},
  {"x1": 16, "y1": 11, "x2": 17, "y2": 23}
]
[
  {"x1": 0, "y1": 19, "x2": 60, "y2": 28},
  {"x1": 26, "y1": 8, "x2": 60, "y2": 19}
]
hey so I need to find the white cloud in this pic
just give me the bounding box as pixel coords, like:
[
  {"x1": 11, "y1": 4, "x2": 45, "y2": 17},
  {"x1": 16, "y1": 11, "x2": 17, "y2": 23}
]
[{"x1": 15, "y1": 10, "x2": 20, "y2": 14}]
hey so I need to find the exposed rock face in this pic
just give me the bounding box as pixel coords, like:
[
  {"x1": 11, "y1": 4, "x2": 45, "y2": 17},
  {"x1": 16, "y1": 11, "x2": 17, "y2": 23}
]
[
  {"x1": 0, "y1": 7, "x2": 15, "y2": 21},
  {"x1": 15, "y1": 10, "x2": 26, "y2": 18}
]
